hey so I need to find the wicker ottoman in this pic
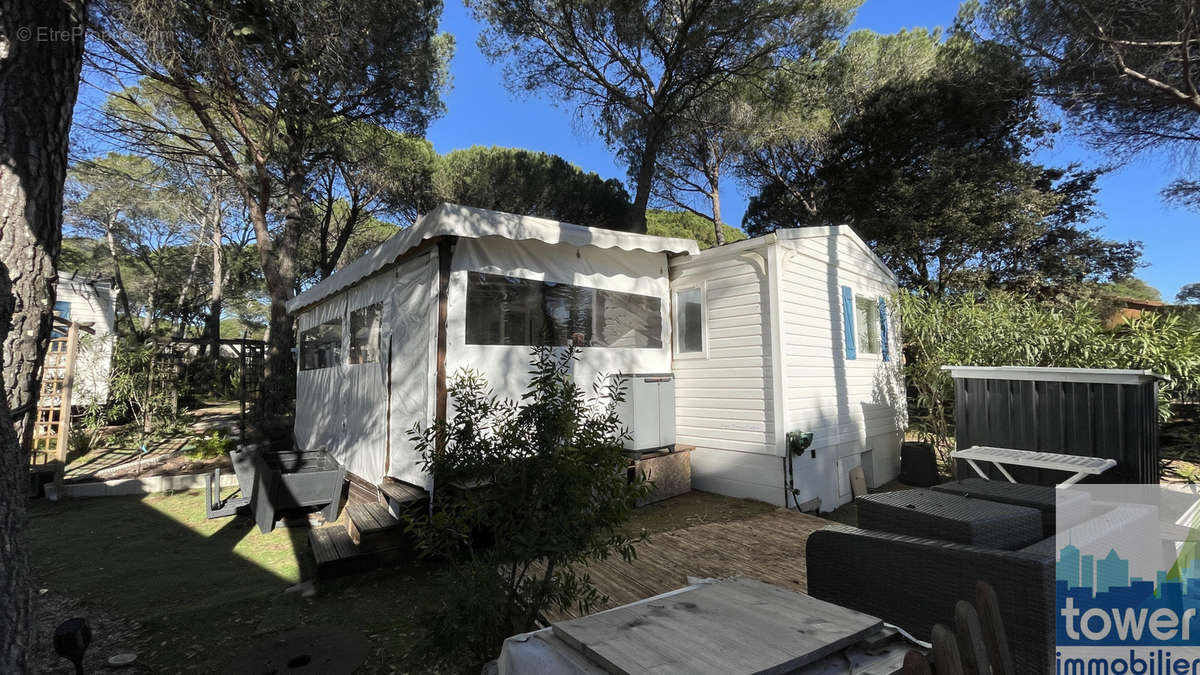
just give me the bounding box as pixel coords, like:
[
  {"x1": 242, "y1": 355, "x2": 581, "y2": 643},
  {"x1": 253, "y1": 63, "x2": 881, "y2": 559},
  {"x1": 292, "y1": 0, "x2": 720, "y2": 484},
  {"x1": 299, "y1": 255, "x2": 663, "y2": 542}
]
[
  {"x1": 857, "y1": 488, "x2": 1043, "y2": 550},
  {"x1": 931, "y1": 478, "x2": 1092, "y2": 536}
]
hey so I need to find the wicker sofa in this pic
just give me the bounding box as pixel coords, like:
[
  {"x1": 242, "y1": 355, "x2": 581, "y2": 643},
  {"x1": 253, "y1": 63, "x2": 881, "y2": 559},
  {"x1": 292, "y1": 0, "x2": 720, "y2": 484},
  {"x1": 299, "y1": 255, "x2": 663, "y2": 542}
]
[{"x1": 806, "y1": 493, "x2": 1157, "y2": 675}]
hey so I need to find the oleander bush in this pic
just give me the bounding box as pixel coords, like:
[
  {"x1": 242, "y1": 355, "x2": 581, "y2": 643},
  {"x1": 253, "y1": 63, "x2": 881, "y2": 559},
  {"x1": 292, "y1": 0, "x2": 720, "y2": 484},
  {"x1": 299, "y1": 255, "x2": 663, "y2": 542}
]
[
  {"x1": 407, "y1": 345, "x2": 649, "y2": 668},
  {"x1": 896, "y1": 291, "x2": 1200, "y2": 460}
]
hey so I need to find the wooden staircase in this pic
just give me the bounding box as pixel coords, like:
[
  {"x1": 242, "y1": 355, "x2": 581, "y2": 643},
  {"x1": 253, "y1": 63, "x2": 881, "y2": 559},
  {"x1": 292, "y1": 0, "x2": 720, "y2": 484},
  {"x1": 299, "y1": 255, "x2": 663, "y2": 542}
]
[{"x1": 308, "y1": 478, "x2": 427, "y2": 578}]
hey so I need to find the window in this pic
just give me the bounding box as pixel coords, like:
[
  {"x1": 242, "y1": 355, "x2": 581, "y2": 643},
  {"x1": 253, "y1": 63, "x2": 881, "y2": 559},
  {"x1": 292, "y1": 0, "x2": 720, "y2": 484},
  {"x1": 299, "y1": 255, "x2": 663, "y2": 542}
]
[
  {"x1": 299, "y1": 318, "x2": 343, "y2": 370},
  {"x1": 52, "y1": 300, "x2": 71, "y2": 337},
  {"x1": 855, "y1": 296, "x2": 881, "y2": 355},
  {"x1": 465, "y1": 272, "x2": 663, "y2": 348},
  {"x1": 675, "y1": 287, "x2": 704, "y2": 355},
  {"x1": 349, "y1": 303, "x2": 382, "y2": 364}
]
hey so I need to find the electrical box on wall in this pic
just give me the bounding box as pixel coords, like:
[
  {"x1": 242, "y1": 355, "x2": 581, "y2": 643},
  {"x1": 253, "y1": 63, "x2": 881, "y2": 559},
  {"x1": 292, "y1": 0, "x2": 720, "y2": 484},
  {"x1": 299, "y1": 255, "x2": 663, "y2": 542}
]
[{"x1": 612, "y1": 373, "x2": 676, "y2": 453}]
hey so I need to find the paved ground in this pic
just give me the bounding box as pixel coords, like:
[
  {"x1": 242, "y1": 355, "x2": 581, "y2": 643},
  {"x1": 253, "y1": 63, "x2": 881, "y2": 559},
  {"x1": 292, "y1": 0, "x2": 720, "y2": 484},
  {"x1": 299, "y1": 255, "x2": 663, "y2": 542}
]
[{"x1": 63, "y1": 401, "x2": 241, "y2": 481}]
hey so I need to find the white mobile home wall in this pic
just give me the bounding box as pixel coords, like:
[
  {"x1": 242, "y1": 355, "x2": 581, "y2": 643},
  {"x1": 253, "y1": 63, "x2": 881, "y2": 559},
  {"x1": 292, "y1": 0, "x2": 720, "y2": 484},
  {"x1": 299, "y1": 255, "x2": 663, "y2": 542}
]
[
  {"x1": 443, "y1": 235, "x2": 674, "y2": 406},
  {"x1": 56, "y1": 278, "x2": 117, "y2": 405},
  {"x1": 669, "y1": 228, "x2": 905, "y2": 511},
  {"x1": 294, "y1": 250, "x2": 439, "y2": 488}
]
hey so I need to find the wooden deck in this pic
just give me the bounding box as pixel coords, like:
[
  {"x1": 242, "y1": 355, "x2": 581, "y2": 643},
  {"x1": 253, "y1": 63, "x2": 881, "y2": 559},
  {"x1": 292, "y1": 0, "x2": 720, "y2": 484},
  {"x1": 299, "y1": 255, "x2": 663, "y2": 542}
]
[{"x1": 552, "y1": 509, "x2": 829, "y2": 621}]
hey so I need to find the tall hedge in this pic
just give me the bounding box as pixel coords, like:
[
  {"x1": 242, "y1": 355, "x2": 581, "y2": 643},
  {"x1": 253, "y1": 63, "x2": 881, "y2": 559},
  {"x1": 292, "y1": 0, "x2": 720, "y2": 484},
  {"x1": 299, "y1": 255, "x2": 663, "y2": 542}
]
[{"x1": 895, "y1": 291, "x2": 1200, "y2": 455}]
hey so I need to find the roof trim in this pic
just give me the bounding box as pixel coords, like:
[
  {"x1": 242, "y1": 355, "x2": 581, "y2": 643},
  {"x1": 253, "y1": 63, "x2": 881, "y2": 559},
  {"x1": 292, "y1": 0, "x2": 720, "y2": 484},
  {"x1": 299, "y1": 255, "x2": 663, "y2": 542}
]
[
  {"x1": 670, "y1": 225, "x2": 898, "y2": 285},
  {"x1": 942, "y1": 365, "x2": 1170, "y2": 385},
  {"x1": 775, "y1": 225, "x2": 899, "y2": 284},
  {"x1": 287, "y1": 203, "x2": 700, "y2": 313}
]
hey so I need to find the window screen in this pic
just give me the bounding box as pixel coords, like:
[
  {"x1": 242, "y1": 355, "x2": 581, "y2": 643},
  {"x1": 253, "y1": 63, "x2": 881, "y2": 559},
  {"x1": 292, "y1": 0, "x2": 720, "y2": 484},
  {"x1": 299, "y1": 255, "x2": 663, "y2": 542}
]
[
  {"x1": 300, "y1": 318, "x2": 343, "y2": 370},
  {"x1": 465, "y1": 272, "x2": 662, "y2": 348},
  {"x1": 349, "y1": 303, "x2": 382, "y2": 364},
  {"x1": 855, "y1": 296, "x2": 881, "y2": 355},
  {"x1": 676, "y1": 287, "x2": 703, "y2": 354}
]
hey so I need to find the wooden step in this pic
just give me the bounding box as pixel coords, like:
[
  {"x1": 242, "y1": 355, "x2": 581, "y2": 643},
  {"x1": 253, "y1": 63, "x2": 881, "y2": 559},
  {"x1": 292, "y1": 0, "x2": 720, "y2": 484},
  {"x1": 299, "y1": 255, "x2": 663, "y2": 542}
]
[
  {"x1": 378, "y1": 479, "x2": 427, "y2": 505},
  {"x1": 345, "y1": 502, "x2": 400, "y2": 545},
  {"x1": 309, "y1": 525, "x2": 364, "y2": 567}
]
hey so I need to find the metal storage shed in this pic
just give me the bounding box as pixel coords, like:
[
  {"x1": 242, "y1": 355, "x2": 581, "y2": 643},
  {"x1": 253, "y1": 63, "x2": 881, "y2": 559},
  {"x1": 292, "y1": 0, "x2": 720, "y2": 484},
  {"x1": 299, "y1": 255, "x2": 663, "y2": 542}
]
[{"x1": 945, "y1": 366, "x2": 1167, "y2": 485}]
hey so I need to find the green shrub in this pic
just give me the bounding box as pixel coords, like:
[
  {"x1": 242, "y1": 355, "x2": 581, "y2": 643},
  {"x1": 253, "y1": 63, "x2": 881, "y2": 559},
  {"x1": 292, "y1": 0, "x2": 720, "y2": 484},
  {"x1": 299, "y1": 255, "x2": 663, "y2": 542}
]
[
  {"x1": 407, "y1": 346, "x2": 649, "y2": 668},
  {"x1": 186, "y1": 430, "x2": 235, "y2": 459},
  {"x1": 896, "y1": 291, "x2": 1200, "y2": 461}
]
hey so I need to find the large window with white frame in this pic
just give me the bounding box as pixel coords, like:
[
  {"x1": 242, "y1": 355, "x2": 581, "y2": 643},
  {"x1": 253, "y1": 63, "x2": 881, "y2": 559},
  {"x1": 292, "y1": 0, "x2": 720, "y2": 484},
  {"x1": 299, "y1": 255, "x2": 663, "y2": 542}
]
[
  {"x1": 855, "y1": 295, "x2": 881, "y2": 355},
  {"x1": 674, "y1": 285, "x2": 705, "y2": 356}
]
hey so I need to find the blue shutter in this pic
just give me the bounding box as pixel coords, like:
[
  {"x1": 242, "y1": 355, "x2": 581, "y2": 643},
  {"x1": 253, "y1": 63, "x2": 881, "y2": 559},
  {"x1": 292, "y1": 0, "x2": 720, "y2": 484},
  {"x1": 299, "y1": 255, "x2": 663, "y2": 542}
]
[
  {"x1": 878, "y1": 296, "x2": 890, "y2": 362},
  {"x1": 841, "y1": 286, "x2": 856, "y2": 360}
]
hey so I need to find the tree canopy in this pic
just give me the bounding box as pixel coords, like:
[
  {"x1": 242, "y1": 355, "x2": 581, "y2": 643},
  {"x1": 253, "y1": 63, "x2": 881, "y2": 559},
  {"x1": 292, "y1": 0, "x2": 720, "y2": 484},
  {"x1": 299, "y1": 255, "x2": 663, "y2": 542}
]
[
  {"x1": 742, "y1": 29, "x2": 1141, "y2": 296},
  {"x1": 468, "y1": 0, "x2": 857, "y2": 232},
  {"x1": 93, "y1": 0, "x2": 453, "y2": 414},
  {"x1": 1179, "y1": 283, "x2": 1200, "y2": 305},
  {"x1": 431, "y1": 146, "x2": 631, "y2": 228},
  {"x1": 976, "y1": 0, "x2": 1200, "y2": 203},
  {"x1": 646, "y1": 209, "x2": 746, "y2": 249},
  {"x1": 1102, "y1": 277, "x2": 1163, "y2": 302}
]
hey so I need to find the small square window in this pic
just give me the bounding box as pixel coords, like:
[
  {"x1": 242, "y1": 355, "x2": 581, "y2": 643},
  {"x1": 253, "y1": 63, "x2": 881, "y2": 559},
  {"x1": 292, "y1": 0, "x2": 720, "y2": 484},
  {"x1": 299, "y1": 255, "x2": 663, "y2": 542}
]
[
  {"x1": 855, "y1": 296, "x2": 881, "y2": 355},
  {"x1": 675, "y1": 287, "x2": 704, "y2": 355}
]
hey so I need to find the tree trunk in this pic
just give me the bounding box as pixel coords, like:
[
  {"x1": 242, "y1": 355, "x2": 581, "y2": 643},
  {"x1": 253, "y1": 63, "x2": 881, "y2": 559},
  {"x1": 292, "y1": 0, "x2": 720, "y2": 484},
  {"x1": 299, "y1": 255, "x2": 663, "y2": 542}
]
[
  {"x1": 256, "y1": 156, "x2": 304, "y2": 419},
  {"x1": 141, "y1": 272, "x2": 158, "y2": 334},
  {"x1": 0, "y1": 1, "x2": 87, "y2": 670},
  {"x1": 206, "y1": 204, "x2": 224, "y2": 357},
  {"x1": 627, "y1": 122, "x2": 665, "y2": 234},
  {"x1": 104, "y1": 216, "x2": 138, "y2": 336},
  {"x1": 174, "y1": 235, "x2": 204, "y2": 338},
  {"x1": 710, "y1": 185, "x2": 725, "y2": 247}
]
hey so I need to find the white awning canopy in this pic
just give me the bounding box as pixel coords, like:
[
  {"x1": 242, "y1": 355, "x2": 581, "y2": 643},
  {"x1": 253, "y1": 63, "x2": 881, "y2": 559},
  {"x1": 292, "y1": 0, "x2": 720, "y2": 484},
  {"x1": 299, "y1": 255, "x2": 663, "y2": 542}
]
[
  {"x1": 942, "y1": 365, "x2": 1169, "y2": 385},
  {"x1": 287, "y1": 203, "x2": 701, "y2": 314}
]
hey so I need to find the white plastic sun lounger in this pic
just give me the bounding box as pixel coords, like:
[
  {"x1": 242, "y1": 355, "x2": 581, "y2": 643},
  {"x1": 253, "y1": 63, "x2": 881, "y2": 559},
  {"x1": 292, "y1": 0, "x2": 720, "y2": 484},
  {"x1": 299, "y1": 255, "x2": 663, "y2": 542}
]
[{"x1": 950, "y1": 445, "x2": 1117, "y2": 488}]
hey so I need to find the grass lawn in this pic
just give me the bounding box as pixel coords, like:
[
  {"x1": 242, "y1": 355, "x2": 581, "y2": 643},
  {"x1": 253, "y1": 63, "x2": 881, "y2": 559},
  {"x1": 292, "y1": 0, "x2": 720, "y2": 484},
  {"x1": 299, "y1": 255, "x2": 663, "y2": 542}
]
[{"x1": 28, "y1": 489, "x2": 772, "y2": 673}]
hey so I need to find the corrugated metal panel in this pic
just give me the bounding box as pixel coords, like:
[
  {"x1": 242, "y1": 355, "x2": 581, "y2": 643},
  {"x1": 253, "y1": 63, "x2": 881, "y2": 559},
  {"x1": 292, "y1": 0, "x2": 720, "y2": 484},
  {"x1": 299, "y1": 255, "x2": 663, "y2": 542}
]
[{"x1": 953, "y1": 373, "x2": 1160, "y2": 485}]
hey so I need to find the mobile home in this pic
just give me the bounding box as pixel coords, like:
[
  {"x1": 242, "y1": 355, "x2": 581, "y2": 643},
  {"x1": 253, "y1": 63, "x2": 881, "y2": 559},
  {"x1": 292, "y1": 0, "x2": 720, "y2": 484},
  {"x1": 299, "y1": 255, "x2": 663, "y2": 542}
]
[
  {"x1": 668, "y1": 229, "x2": 906, "y2": 510},
  {"x1": 55, "y1": 274, "x2": 118, "y2": 406},
  {"x1": 286, "y1": 204, "x2": 904, "y2": 512}
]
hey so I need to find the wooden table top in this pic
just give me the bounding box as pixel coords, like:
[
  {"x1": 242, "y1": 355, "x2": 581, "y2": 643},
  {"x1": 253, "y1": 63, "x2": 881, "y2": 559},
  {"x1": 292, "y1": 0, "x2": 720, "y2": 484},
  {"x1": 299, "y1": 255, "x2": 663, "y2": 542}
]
[{"x1": 551, "y1": 578, "x2": 882, "y2": 675}]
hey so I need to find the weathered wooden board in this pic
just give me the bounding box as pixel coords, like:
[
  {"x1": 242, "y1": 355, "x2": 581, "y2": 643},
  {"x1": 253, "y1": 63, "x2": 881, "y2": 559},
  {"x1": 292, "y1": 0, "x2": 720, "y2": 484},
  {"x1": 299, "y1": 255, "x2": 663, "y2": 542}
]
[
  {"x1": 849, "y1": 466, "x2": 867, "y2": 498},
  {"x1": 552, "y1": 578, "x2": 881, "y2": 675}
]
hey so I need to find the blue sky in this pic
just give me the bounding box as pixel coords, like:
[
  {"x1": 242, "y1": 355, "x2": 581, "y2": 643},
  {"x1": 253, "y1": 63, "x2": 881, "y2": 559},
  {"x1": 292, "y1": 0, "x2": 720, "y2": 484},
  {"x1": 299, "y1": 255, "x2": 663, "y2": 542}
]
[{"x1": 427, "y1": 0, "x2": 1199, "y2": 300}]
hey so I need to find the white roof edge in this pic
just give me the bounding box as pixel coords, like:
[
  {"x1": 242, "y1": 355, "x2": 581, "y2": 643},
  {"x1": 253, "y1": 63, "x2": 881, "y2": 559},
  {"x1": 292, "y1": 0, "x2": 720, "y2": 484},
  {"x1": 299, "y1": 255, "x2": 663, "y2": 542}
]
[
  {"x1": 287, "y1": 203, "x2": 701, "y2": 314},
  {"x1": 775, "y1": 225, "x2": 899, "y2": 284},
  {"x1": 671, "y1": 225, "x2": 899, "y2": 285},
  {"x1": 668, "y1": 232, "x2": 776, "y2": 267},
  {"x1": 942, "y1": 365, "x2": 1170, "y2": 385}
]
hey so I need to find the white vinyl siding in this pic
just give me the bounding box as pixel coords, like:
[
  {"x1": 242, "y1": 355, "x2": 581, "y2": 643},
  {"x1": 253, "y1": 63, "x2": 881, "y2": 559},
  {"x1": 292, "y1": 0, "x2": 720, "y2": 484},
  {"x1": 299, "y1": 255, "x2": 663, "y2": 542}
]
[
  {"x1": 777, "y1": 233, "x2": 905, "y2": 509},
  {"x1": 670, "y1": 250, "x2": 779, "y2": 504},
  {"x1": 56, "y1": 279, "x2": 117, "y2": 406},
  {"x1": 668, "y1": 228, "x2": 906, "y2": 510}
]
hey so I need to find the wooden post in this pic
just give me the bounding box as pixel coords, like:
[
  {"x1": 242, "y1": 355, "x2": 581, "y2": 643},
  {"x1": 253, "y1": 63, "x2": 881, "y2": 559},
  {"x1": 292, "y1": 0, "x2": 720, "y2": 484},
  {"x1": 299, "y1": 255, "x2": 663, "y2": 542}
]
[{"x1": 56, "y1": 322, "x2": 78, "y2": 462}]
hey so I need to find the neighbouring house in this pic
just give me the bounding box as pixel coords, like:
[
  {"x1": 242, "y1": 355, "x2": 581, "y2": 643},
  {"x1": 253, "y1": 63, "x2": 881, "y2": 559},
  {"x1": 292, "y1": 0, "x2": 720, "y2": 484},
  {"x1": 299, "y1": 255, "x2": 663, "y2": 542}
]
[
  {"x1": 55, "y1": 273, "x2": 118, "y2": 406},
  {"x1": 286, "y1": 204, "x2": 904, "y2": 512},
  {"x1": 1103, "y1": 296, "x2": 1165, "y2": 329}
]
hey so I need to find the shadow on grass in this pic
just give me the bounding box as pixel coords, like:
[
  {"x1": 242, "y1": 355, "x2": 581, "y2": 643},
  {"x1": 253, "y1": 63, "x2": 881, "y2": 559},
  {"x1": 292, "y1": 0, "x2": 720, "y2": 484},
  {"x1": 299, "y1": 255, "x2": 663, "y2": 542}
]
[{"x1": 28, "y1": 491, "x2": 440, "y2": 673}]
